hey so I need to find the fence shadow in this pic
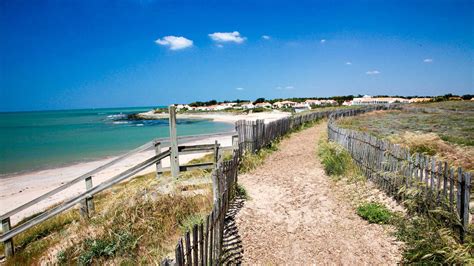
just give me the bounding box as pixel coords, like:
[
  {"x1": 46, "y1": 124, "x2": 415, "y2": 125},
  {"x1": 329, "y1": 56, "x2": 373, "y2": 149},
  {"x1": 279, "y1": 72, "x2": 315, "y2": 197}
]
[{"x1": 220, "y1": 195, "x2": 246, "y2": 265}]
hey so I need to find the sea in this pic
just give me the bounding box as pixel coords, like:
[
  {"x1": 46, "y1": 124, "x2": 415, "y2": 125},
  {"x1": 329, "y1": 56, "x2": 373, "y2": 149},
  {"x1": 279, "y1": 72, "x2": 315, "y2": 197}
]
[{"x1": 0, "y1": 107, "x2": 233, "y2": 176}]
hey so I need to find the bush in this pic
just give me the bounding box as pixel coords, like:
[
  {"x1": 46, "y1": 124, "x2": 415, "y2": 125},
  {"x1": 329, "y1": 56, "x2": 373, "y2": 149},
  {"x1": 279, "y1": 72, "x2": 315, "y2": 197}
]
[
  {"x1": 318, "y1": 140, "x2": 353, "y2": 176},
  {"x1": 235, "y1": 183, "x2": 249, "y2": 200},
  {"x1": 356, "y1": 202, "x2": 393, "y2": 224}
]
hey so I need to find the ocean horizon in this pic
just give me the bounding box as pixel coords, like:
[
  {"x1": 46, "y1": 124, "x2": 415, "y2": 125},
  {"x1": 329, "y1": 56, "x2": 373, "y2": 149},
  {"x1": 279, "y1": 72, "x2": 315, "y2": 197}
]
[{"x1": 0, "y1": 106, "x2": 233, "y2": 176}]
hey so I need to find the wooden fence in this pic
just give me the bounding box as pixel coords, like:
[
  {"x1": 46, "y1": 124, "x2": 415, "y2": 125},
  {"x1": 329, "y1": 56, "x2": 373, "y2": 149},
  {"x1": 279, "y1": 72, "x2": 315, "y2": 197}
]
[
  {"x1": 162, "y1": 145, "x2": 240, "y2": 266},
  {"x1": 164, "y1": 108, "x2": 358, "y2": 265},
  {"x1": 0, "y1": 106, "x2": 236, "y2": 258},
  {"x1": 327, "y1": 108, "x2": 472, "y2": 242},
  {"x1": 234, "y1": 110, "x2": 336, "y2": 154}
]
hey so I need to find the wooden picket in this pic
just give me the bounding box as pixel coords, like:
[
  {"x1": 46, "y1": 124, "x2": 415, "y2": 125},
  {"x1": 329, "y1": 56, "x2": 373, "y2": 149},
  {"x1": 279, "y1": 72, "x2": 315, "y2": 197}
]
[{"x1": 327, "y1": 108, "x2": 472, "y2": 242}]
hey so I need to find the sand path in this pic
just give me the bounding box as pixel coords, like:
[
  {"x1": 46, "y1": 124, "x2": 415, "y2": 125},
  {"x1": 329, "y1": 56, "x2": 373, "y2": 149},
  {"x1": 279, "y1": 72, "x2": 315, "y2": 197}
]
[{"x1": 234, "y1": 122, "x2": 401, "y2": 264}]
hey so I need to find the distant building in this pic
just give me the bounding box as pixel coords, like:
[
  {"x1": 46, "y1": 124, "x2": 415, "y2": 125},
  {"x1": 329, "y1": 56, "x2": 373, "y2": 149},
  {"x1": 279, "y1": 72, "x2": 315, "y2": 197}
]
[
  {"x1": 409, "y1": 97, "x2": 432, "y2": 103},
  {"x1": 273, "y1": 101, "x2": 297, "y2": 108},
  {"x1": 294, "y1": 102, "x2": 311, "y2": 113},
  {"x1": 255, "y1": 102, "x2": 272, "y2": 108},
  {"x1": 241, "y1": 102, "x2": 255, "y2": 109},
  {"x1": 320, "y1": 99, "x2": 338, "y2": 106},
  {"x1": 175, "y1": 104, "x2": 193, "y2": 111},
  {"x1": 351, "y1": 95, "x2": 409, "y2": 105},
  {"x1": 305, "y1": 99, "x2": 322, "y2": 107},
  {"x1": 342, "y1": 100, "x2": 352, "y2": 106}
]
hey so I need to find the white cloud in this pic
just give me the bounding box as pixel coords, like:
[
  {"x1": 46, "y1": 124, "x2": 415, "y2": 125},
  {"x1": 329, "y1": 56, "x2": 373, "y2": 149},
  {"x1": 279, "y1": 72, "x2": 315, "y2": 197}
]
[
  {"x1": 423, "y1": 58, "x2": 433, "y2": 63},
  {"x1": 262, "y1": 35, "x2": 271, "y2": 40},
  {"x1": 235, "y1": 87, "x2": 244, "y2": 91},
  {"x1": 276, "y1": 85, "x2": 295, "y2": 90},
  {"x1": 155, "y1": 36, "x2": 193, "y2": 50},
  {"x1": 208, "y1": 31, "x2": 246, "y2": 43},
  {"x1": 366, "y1": 70, "x2": 380, "y2": 75},
  {"x1": 320, "y1": 39, "x2": 326, "y2": 44},
  {"x1": 345, "y1": 62, "x2": 352, "y2": 65},
  {"x1": 216, "y1": 44, "x2": 224, "y2": 48}
]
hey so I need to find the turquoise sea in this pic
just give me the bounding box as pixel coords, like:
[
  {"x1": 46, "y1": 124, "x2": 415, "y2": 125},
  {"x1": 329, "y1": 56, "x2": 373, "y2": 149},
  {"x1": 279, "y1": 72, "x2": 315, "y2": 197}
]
[{"x1": 0, "y1": 107, "x2": 233, "y2": 176}]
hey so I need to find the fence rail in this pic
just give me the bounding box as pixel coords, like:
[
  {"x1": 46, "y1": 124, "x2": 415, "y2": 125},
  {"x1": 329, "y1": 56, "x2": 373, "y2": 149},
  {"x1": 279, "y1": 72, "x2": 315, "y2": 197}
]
[
  {"x1": 327, "y1": 108, "x2": 472, "y2": 242},
  {"x1": 1, "y1": 111, "x2": 237, "y2": 258}
]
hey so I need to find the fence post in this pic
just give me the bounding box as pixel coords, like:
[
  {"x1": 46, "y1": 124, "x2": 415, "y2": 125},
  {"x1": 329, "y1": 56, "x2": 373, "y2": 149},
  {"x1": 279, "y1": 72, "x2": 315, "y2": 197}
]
[
  {"x1": 2, "y1": 217, "x2": 14, "y2": 257},
  {"x1": 169, "y1": 105, "x2": 180, "y2": 179},
  {"x1": 212, "y1": 141, "x2": 220, "y2": 202},
  {"x1": 85, "y1": 176, "x2": 94, "y2": 215},
  {"x1": 154, "y1": 141, "x2": 162, "y2": 179},
  {"x1": 459, "y1": 172, "x2": 470, "y2": 243},
  {"x1": 232, "y1": 134, "x2": 238, "y2": 151},
  {"x1": 258, "y1": 119, "x2": 265, "y2": 150}
]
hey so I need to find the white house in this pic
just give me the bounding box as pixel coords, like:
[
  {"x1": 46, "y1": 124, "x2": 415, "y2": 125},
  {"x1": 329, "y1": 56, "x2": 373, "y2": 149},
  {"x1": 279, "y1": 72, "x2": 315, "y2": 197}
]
[
  {"x1": 305, "y1": 99, "x2": 322, "y2": 106},
  {"x1": 352, "y1": 95, "x2": 409, "y2": 105},
  {"x1": 294, "y1": 102, "x2": 311, "y2": 113},
  {"x1": 241, "y1": 103, "x2": 255, "y2": 109},
  {"x1": 255, "y1": 102, "x2": 272, "y2": 108},
  {"x1": 273, "y1": 101, "x2": 297, "y2": 108}
]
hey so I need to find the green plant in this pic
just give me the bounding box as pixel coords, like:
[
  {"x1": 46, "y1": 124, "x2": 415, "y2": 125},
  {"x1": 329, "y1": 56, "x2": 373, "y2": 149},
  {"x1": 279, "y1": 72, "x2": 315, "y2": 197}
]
[
  {"x1": 179, "y1": 214, "x2": 205, "y2": 232},
  {"x1": 239, "y1": 141, "x2": 279, "y2": 173},
  {"x1": 356, "y1": 202, "x2": 393, "y2": 224},
  {"x1": 235, "y1": 183, "x2": 249, "y2": 200},
  {"x1": 56, "y1": 250, "x2": 67, "y2": 264},
  {"x1": 318, "y1": 140, "x2": 353, "y2": 176}
]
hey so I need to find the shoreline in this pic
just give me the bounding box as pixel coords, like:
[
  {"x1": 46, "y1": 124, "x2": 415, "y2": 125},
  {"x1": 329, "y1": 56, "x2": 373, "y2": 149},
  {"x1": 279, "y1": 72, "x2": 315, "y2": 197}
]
[
  {"x1": 0, "y1": 111, "x2": 290, "y2": 225},
  {"x1": 0, "y1": 134, "x2": 233, "y2": 225},
  {"x1": 134, "y1": 110, "x2": 291, "y2": 124}
]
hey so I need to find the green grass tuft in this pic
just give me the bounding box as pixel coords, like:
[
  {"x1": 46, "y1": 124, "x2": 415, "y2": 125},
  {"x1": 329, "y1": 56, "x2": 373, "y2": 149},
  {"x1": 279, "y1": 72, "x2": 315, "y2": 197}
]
[
  {"x1": 356, "y1": 202, "x2": 393, "y2": 224},
  {"x1": 318, "y1": 140, "x2": 353, "y2": 176}
]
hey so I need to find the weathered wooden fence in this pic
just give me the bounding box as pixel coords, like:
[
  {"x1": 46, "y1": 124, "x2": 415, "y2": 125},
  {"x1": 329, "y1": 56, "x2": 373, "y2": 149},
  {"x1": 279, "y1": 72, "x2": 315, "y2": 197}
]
[
  {"x1": 234, "y1": 110, "x2": 336, "y2": 154},
  {"x1": 164, "y1": 108, "x2": 379, "y2": 265},
  {"x1": 327, "y1": 108, "x2": 472, "y2": 242},
  {"x1": 0, "y1": 106, "x2": 236, "y2": 258},
  {"x1": 162, "y1": 145, "x2": 240, "y2": 266}
]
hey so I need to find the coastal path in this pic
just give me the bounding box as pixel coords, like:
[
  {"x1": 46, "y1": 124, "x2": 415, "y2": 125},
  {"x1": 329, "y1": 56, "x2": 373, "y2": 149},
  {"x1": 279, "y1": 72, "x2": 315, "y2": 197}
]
[{"x1": 233, "y1": 121, "x2": 402, "y2": 264}]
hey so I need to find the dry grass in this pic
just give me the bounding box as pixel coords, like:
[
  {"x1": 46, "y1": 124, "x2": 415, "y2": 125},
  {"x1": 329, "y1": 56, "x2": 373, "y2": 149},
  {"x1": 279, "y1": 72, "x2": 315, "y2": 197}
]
[
  {"x1": 387, "y1": 132, "x2": 474, "y2": 170},
  {"x1": 2, "y1": 162, "x2": 213, "y2": 265},
  {"x1": 337, "y1": 103, "x2": 474, "y2": 171}
]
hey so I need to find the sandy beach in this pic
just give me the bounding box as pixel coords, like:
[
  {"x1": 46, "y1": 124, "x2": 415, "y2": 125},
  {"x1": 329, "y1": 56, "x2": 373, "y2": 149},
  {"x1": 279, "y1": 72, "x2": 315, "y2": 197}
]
[
  {"x1": 0, "y1": 111, "x2": 289, "y2": 225},
  {"x1": 136, "y1": 110, "x2": 291, "y2": 124}
]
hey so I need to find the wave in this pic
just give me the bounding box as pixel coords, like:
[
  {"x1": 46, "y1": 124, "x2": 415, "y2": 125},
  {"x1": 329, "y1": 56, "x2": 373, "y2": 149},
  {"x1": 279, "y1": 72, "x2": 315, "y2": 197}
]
[{"x1": 106, "y1": 113, "x2": 128, "y2": 120}]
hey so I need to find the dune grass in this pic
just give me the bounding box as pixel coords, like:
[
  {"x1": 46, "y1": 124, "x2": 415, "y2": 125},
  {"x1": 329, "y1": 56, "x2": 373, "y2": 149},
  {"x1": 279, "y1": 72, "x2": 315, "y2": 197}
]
[
  {"x1": 336, "y1": 102, "x2": 474, "y2": 170},
  {"x1": 318, "y1": 128, "x2": 473, "y2": 264},
  {"x1": 1, "y1": 164, "x2": 214, "y2": 265}
]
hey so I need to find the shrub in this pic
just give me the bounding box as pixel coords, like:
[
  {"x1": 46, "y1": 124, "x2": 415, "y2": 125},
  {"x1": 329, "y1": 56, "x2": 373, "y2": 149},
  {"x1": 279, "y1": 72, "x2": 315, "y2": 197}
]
[
  {"x1": 318, "y1": 140, "x2": 353, "y2": 176},
  {"x1": 356, "y1": 202, "x2": 393, "y2": 224},
  {"x1": 235, "y1": 183, "x2": 249, "y2": 200}
]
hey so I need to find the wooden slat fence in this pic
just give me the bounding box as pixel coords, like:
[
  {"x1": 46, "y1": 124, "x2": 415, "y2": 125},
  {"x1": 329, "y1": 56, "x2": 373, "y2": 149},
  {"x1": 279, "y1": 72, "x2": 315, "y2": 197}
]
[
  {"x1": 164, "y1": 107, "x2": 388, "y2": 265},
  {"x1": 163, "y1": 147, "x2": 240, "y2": 266},
  {"x1": 327, "y1": 108, "x2": 472, "y2": 242}
]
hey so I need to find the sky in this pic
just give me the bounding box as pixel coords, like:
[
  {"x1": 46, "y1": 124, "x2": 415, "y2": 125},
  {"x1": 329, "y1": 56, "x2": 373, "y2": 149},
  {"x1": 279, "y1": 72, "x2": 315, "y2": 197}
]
[{"x1": 0, "y1": 0, "x2": 473, "y2": 112}]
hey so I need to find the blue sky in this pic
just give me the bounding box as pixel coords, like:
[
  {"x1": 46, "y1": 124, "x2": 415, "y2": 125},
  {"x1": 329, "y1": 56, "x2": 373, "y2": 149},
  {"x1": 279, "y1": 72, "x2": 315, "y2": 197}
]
[{"x1": 0, "y1": 0, "x2": 473, "y2": 111}]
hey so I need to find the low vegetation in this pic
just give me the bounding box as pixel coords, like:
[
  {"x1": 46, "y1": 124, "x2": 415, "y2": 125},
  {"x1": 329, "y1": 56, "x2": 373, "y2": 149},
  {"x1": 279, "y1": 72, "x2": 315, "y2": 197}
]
[
  {"x1": 337, "y1": 101, "x2": 474, "y2": 170},
  {"x1": 2, "y1": 166, "x2": 214, "y2": 264},
  {"x1": 239, "y1": 141, "x2": 279, "y2": 173},
  {"x1": 356, "y1": 202, "x2": 392, "y2": 224},
  {"x1": 318, "y1": 130, "x2": 474, "y2": 264}
]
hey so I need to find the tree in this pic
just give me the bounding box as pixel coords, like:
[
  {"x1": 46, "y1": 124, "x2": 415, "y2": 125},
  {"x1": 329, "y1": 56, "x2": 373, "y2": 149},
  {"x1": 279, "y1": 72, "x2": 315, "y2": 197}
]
[{"x1": 253, "y1": 98, "x2": 266, "y2": 104}]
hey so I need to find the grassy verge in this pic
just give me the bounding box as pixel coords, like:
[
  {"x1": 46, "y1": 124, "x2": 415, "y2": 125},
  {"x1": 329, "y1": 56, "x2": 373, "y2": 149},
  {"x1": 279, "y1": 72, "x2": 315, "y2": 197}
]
[
  {"x1": 2, "y1": 164, "x2": 214, "y2": 264},
  {"x1": 318, "y1": 132, "x2": 474, "y2": 264},
  {"x1": 336, "y1": 102, "x2": 474, "y2": 170}
]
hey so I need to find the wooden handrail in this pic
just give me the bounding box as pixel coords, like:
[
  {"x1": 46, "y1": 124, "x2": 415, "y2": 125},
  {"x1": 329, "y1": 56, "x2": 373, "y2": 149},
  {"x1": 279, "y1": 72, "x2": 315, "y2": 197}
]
[
  {"x1": 0, "y1": 131, "x2": 236, "y2": 221},
  {"x1": 0, "y1": 149, "x2": 171, "y2": 242}
]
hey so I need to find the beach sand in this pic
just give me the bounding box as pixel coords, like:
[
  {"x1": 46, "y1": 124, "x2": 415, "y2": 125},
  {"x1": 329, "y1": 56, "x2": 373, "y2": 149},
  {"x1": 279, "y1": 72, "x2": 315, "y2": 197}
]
[
  {"x1": 0, "y1": 111, "x2": 289, "y2": 225},
  {"x1": 136, "y1": 109, "x2": 291, "y2": 123}
]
